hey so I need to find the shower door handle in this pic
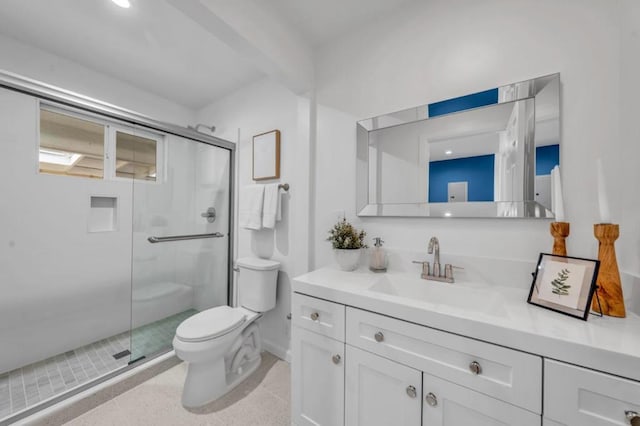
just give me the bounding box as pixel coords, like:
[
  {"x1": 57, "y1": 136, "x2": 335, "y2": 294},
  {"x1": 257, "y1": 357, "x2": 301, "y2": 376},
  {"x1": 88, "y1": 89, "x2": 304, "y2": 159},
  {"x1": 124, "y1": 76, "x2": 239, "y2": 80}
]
[
  {"x1": 200, "y1": 207, "x2": 216, "y2": 223},
  {"x1": 147, "y1": 232, "x2": 225, "y2": 243}
]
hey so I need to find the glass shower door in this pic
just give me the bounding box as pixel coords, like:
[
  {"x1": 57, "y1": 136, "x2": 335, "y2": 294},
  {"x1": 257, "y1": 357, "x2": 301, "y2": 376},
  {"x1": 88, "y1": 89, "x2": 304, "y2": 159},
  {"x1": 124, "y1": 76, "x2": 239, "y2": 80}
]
[{"x1": 128, "y1": 132, "x2": 231, "y2": 361}]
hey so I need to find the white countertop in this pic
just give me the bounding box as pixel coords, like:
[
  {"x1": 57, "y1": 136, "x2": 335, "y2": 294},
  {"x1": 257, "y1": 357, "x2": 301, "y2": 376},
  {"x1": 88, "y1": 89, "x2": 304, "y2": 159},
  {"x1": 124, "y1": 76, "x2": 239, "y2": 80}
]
[{"x1": 293, "y1": 266, "x2": 640, "y2": 381}]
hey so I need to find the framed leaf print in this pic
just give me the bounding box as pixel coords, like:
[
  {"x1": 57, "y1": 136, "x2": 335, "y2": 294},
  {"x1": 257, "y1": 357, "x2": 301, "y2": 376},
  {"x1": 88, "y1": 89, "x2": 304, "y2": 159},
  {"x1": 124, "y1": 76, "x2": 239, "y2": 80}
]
[{"x1": 528, "y1": 253, "x2": 600, "y2": 321}]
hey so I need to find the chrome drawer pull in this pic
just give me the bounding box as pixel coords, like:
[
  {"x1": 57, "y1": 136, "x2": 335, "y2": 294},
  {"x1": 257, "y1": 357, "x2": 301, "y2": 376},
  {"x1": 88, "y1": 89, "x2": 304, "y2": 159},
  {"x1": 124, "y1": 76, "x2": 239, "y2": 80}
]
[
  {"x1": 469, "y1": 361, "x2": 482, "y2": 375},
  {"x1": 332, "y1": 354, "x2": 341, "y2": 365},
  {"x1": 406, "y1": 385, "x2": 417, "y2": 398},
  {"x1": 425, "y1": 392, "x2": 438, "y2": 407},
  {"x1": 626, "y1": 411, "x2": 640, "y2": 426},
  {"x1": 374, "y1": 331, "x2": 384, "y2": 342},
  {"x1": 310, "y1": 312, "x2": 319, "y2": 321}
]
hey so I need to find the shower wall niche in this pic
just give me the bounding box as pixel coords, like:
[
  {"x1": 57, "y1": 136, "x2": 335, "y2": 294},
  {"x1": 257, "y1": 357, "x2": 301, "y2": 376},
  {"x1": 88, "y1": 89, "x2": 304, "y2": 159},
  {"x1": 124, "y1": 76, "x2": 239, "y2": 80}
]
[{"x1": 89, "y1": 196, "x2": 118, "y2": 232}]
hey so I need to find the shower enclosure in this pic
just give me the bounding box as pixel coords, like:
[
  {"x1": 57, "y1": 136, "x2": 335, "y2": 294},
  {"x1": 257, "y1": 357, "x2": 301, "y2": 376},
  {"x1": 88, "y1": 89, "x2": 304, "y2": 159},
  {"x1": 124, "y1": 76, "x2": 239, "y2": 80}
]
[{"x1": 0, "y1": 72, "x2": 234, "y2": 424}]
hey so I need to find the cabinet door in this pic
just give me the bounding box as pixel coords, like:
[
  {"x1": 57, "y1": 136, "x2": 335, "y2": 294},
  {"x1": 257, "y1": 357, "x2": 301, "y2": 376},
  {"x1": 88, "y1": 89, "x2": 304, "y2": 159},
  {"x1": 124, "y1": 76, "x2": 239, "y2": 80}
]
[
  {"x1": 346, "y1": 345, "x2": 422, "y2": 426},
  {"x1": 544, "y1": 360, "x2": 640, "y2": 426},
  {"x1": 292, "y1": 326, "x2": 345, "y2": 426},
  {"x1": 422, "y1": 373, "x2": 540, "y2": 426}
]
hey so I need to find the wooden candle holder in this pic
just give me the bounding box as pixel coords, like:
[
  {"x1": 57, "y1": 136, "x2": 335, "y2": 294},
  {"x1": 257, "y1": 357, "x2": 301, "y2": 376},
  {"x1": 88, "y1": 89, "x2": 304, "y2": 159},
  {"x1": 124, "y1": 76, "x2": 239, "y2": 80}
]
[
  {"x1": 550, "y1": 222, "x2": 570, "y2": 256},
  {"x1": 591, "y1": 224, "x2": 626, "y2": 318}
]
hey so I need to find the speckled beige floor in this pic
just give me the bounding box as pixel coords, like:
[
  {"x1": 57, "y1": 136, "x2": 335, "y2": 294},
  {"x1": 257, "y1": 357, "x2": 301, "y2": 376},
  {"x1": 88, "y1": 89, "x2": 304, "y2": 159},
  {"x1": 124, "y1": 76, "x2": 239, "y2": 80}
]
[{"x1": 63, "y1": 352, "x2": 290, "y2": 426}]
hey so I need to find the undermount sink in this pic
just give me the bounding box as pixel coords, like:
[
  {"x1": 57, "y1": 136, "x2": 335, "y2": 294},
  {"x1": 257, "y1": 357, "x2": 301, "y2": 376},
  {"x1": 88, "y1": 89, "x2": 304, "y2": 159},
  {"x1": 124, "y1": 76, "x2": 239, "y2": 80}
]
[{"x1": 368, "y1": 274, "x2": 507, "y2": 316}]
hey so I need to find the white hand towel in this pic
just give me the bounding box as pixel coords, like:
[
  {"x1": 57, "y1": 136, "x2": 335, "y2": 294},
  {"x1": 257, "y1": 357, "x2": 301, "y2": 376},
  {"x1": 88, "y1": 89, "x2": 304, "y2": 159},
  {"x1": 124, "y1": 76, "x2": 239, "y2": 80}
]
[
  {"x1": 262, "y1": 183, "x2": 282, "y2": 229},
  {"x1": 239, "y1": 185, "x2": 264, "y2": 230}
]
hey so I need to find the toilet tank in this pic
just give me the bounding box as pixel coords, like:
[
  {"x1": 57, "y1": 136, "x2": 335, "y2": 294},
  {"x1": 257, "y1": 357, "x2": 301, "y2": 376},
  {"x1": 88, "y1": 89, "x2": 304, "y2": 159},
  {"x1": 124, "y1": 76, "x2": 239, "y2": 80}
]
[{"x1": 236, "y1": 257, "x2": 280, "y2": 312}]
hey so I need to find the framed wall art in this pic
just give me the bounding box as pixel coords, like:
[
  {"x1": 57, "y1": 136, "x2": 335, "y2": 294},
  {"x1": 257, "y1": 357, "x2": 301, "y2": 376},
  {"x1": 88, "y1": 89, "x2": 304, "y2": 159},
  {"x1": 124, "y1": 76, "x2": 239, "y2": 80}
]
[
  {"x1": 528, "y1": 253, "x2": 600, "y2": 320},
  {"x1": 253, "y1": 129, "x2": 280, "y2": 181}
]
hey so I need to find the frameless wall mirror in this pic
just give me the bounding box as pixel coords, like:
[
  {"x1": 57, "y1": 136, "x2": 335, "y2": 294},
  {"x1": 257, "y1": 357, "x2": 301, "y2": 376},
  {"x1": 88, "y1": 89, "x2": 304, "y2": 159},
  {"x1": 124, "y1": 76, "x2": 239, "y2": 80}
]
[{"x1": 357, "y1": 73, "x2": 560, "y2": 218}]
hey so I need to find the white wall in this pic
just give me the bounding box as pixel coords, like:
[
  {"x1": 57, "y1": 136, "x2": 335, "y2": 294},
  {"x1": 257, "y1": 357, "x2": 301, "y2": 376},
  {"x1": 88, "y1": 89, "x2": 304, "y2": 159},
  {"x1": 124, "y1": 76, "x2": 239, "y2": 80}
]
[
  {"x1": 619, "y1": 0, "x2": 640, "y2": 277},
  {"x1": 197, "y1": 78, "x2": 311, "y2": 360},
  {"x1": 0, "y1": 33, "x2": 196, "y2": 126},
  {"x1": 313, "y1": 0, "x2": 638, "y2": 284}
]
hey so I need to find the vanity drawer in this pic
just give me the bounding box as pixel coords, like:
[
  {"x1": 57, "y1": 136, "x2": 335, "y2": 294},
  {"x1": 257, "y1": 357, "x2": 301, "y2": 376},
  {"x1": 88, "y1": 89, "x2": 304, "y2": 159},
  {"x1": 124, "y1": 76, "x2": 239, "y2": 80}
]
[
  {"x1": 292, "y1": 292, "x2": 345, "y2": 341},
  {"x1": 544, "y1": 360, "x2": 640, "y2": 425},
  {"x1": 346, "y1": 307, "x2": 542, "y2": 414}
]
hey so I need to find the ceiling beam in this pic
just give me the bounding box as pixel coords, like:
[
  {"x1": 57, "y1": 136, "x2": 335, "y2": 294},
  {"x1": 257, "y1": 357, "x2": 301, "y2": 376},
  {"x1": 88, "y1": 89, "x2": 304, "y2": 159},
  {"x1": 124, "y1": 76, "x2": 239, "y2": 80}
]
[{"x1": 167, "y1": 0, "x2": 314, "y2": 94}]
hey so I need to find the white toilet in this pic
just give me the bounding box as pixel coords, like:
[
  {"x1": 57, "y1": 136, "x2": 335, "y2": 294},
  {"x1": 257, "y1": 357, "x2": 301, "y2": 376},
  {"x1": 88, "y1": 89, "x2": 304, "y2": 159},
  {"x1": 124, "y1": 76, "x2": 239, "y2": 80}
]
[{"x1": 173, "y1": 257, "x2": 280, "y2": 408}]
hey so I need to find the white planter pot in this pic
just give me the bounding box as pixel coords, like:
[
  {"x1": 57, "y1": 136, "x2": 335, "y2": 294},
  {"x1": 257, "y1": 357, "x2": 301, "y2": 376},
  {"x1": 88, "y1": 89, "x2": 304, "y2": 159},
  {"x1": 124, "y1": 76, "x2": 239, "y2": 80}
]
[{"x1": 334, "y1": 249, "x2": 362, "y2": 271}]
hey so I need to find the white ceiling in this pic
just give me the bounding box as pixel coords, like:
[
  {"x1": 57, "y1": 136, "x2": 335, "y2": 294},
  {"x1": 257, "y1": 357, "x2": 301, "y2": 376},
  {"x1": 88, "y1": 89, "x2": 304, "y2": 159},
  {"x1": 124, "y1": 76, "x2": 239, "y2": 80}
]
[
  {"x1": 0, "y1": 0, "x2": 413, "y2": 109},
  {"x1": 0, "y1": 0, "x2": 263, "y2": 109},
  {"x1": 267, "y1": 0, "x2": 415, "y2": 47}
]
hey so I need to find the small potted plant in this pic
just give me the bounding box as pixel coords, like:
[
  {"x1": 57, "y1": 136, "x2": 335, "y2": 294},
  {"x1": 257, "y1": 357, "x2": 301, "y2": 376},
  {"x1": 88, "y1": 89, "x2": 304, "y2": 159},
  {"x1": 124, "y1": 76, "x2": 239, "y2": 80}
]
[{"x1": 327, "y1": 217, "x2": 368, "y2": 271}]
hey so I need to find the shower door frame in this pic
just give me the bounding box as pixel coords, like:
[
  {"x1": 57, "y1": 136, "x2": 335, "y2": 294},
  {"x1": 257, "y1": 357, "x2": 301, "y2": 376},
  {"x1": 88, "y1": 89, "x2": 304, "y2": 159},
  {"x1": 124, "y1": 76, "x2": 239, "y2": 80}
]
[{"x1": 0, "y1": 69, "x2": 236, "y2": 425}]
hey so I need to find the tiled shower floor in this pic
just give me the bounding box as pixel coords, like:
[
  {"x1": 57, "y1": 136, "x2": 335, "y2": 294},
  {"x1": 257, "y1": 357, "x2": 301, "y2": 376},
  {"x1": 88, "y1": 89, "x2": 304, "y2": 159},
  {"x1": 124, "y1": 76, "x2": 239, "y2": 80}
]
[{"x1": 0, "y1": 309, "x2": 197, "y2": 421}]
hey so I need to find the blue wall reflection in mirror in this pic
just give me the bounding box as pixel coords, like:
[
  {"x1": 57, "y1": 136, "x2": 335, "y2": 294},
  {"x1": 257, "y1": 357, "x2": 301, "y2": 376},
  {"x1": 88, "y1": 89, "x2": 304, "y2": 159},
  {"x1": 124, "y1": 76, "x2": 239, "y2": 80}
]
[
  {"x1": 536, "y1": 144, "x2": 560, "y2": 175},
  {"x1": 426, "y1": 88, "x2": 559, "y2": 204},
  {"x1": 428, "y1": 88, "x2": 499, "y2": 117},
  {"x1": 428, "y1": 155, "x2": 495, "y2": 202},
  {"x1": 427, "y1": 146, "x2": 559, "y2": 203}
]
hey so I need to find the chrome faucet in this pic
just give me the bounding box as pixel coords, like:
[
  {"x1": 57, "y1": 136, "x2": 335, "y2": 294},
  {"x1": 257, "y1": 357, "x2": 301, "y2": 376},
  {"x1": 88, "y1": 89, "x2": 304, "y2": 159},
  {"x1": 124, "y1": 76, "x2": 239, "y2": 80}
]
[
  {"x1": 428, "y1": 237, "x2": 440, "y2": 277},
  {"x1": 413, "y1": 236, "x2": 456, "y2": 283}
]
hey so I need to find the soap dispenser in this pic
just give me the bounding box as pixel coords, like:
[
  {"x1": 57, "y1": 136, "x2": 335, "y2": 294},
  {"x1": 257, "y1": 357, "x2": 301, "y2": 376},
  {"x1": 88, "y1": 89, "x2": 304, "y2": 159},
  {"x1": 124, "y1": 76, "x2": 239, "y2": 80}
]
[{"x1": 369, "y1": 237, "x2": 388, "y2": 273}]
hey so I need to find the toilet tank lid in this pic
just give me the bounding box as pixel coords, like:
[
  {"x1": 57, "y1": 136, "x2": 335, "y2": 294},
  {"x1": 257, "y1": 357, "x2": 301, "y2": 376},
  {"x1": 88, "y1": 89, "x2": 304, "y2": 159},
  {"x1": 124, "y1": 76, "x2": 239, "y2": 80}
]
[{"x1": 236, "y1": 257, "x2": 280, "y2": 271}]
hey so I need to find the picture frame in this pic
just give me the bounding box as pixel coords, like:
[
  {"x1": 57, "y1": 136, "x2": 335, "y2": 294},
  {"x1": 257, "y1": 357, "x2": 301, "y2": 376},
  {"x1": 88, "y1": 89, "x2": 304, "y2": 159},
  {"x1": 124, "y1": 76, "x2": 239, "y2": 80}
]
[
  {"x1": 527, "y1": 253, "x2": 600, "y2": 321},
  {"x1": 252, "y1": 129, "x2": 280, "y2": 181}
]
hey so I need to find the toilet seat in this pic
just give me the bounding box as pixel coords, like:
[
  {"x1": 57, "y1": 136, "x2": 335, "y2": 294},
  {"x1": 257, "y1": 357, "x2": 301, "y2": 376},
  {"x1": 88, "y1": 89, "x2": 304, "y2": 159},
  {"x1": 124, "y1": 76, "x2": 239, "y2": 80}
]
[{"x1": 176, "y1": 306, "x2": 247, "y2": 343}]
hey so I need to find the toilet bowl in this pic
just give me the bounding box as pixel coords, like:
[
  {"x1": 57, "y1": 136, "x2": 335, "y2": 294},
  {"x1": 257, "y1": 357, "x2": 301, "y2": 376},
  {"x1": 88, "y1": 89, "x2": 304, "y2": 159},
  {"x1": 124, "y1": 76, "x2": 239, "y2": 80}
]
[{"x1": 173, "y1": 257, "x2": 280, "y2": 408}]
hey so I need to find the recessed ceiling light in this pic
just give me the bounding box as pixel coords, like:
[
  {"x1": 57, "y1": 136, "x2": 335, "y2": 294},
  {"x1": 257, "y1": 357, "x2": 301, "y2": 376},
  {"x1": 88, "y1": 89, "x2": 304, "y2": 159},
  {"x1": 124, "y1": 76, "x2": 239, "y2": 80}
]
[
  {"x1": 111, "y1": 0, "x2": 131, "y2": 8},
  {"x1": 445, "y1": 150, "x2": 453, "y2": 155}
]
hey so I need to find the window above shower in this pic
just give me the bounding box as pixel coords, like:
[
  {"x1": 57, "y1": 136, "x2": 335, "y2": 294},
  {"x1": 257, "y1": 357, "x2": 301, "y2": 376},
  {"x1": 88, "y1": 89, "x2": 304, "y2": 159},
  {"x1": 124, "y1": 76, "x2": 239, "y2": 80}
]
[
  {"x1": 39, "y1": 108, "x2": 106, "y2": 178},
  {"x1": 39, "y1": 105, "x2": 163, "y2": 182}
]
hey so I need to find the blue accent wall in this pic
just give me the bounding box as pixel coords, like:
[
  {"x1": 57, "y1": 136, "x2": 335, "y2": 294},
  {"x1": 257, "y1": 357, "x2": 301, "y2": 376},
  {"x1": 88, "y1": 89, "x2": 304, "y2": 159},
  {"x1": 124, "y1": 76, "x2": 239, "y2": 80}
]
[
  {"x1": 428, "y1": 88, "x2": 499, "y2": 117},
  {"x1": 429, "y1": 154, "x2": 495, "y2": 202},
  {"x1": 536, "y1": 144, "x2": 560, "y2": 176}
]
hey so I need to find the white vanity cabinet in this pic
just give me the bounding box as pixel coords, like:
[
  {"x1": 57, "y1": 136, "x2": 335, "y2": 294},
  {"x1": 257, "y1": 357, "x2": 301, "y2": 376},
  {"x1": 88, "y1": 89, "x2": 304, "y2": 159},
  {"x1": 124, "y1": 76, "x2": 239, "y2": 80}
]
[
  {"x1": 291, "y1": 293, "x2": 346, "y2": 426},
  {"x1": 293, "y1": 266, "x2": 640, "y2": 426},
  {"x1": 292, "y1": 292, "x2": 543, "y2": 425},
  {"x1": 291, "y1": 290, "x2": 640, "y2": 426},
  {"x1": 544, "y1": 360, "x2": 640, "y2": 426}
]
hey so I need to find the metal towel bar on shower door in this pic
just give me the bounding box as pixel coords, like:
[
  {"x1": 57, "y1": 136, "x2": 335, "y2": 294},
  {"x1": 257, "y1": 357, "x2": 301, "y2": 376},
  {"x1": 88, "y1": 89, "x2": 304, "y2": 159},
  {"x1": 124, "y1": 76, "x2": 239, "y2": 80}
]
[{"x1": 147, "y1": 232, "x2": 225, "y2": 243}]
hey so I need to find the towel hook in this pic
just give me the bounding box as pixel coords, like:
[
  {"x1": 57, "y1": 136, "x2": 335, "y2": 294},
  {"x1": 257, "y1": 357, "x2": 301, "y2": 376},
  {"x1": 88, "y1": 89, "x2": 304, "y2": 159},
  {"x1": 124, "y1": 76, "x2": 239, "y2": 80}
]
[{"x1": 278, "y1": 183, "x2": 290, "y2": 191}]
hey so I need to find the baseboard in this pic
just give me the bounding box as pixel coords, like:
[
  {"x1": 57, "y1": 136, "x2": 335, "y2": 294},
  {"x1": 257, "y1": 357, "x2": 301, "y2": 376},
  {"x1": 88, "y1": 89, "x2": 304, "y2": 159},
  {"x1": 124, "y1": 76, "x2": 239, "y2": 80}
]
[{"x1": 262, "y1": 339, "x2": 291, "y2": 363}]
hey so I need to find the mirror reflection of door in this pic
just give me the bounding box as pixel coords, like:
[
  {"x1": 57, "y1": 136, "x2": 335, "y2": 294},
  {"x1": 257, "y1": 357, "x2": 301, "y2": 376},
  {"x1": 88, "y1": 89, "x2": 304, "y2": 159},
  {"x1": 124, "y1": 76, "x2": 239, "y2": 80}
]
[
  {"x1": 448, "y1": 181, "x2": 468, "y2": 202},
  {"x1": 535, "y1": 175, "x2": 552, "y2": 209}
]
